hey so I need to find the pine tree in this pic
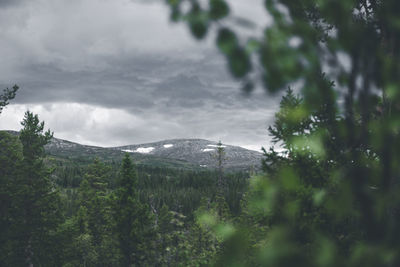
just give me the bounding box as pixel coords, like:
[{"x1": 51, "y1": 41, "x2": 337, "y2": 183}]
[
  {"x1": 0, "y1": 85, "x2": 18, "y2": 114},
  {"x1": 0, "y1": 87, "x2": 20, "y2": 264},
  {"x1": 214, "y1": 141, "x2": 230, "y2": 219},
  {"x1": 157, "y1": 204, "x2": 181, "y2": 265},
  {"x1": 76, "y1": 158, "x2": 119, "y2": 266},
  {"x1": 17, "y1": 111, "x2": 62, "y2": 266},
  {"x1": 216, "y1": 140, "x2": 226, "y2": 192},
  {"x1": 0, "y1": 131, "x2": 23, "y2": 265},
  {"x1": 113, "y1": 153, "x2": 156, "y2": 266}
]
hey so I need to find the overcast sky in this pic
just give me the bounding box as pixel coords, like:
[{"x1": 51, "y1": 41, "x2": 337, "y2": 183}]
[{"x1": 0, "y1": 0, "x2": 280, "y2": 151}]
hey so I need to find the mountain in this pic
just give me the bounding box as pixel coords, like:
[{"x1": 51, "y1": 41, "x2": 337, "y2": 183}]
[
  {"x1": 112, "y1": 139, "x2": 262, "y2": 170},
  {"x1": 4, "y1": 130, "x2": 263, "y2": 171}
]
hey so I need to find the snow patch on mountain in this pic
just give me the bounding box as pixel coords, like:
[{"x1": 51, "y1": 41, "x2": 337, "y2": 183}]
[
  {"x1": 122, "y1": 149, "x2": 135, "y2": 153},
  {"x1": 207, "y1": 144, "x2": 226, "y2": 148},
  {"x1": 134, "y1": 147, "x2": 154, "y2": 153},
  {"x1": 122, "y1": 147, "x2": 155, "y2": 153},
  {"x1": 108, "y1": 138, "x2": 264, "y2": 170}
]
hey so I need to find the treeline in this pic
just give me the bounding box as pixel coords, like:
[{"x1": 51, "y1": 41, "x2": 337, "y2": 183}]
[{"x1": 51, "y1": 157, "x2": 248, "y2": 218}]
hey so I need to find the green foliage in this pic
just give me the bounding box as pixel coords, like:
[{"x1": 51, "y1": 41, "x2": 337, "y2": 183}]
[
  {"x1": 18, "y1": 112, "x2": 63, "y2": 266},
  {"x1": 0, "y1": 85, "x2": 18, "y2": 114},
  {"x1": 209, "y1": 0, "x2": 229, "y2": 20},
  {"x1": 165, "y1": 1, "x2": 400, "y2": 265},
  {"x1": 166, "y1": 0, "x2": 252, "y2": 78},
  {"x1": 11, "y1": 1, "x2": 400, "y2": 264},
  {"x1": 74, "y1": 158, "x2": 120, "y2": 266},
  {"x1": 113, "y1": 153, "x2": 157, "y2": 266},
  {"x1": 0, "y1": 112, "x2": 63, "y2": 266},
  {"x1": 0, "y1": 132, "x2": 23, "y2": 265},
  {"x1": 20, "y1": 111, "x2": 53, "y2": 160},
  {"x1": 35, "y1": 140, "x2": 249, "y2": 266},
  {"x1": 0, "y1": 106, "x2": 246, "y2": 266}
]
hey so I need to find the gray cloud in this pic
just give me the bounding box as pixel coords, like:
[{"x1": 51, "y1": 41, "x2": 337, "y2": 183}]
[
  {"x1": 0, "y1": 0, "x2": 26, "y2": 7},
  {"x1": 0, "y1": 0, "x2": 278, "y2": 150}
]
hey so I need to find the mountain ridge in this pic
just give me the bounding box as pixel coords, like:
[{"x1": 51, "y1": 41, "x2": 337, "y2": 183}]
[
  {"x1": 112, "y1": 138, "x2": 262, "y2": 170},
  {"x1": 3, "y1": 130, "x2": 263, "y2": 171}
]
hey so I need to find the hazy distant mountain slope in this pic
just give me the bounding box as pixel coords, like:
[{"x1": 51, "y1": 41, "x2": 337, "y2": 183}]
[
  {"x1": 3, "y1": 131, "x2": 262, "y2": 171},
  {"x1": 45, "y1": 137, "x2": 200, "y2": 170},
  {"x1": 112, "y1": 139, "x2": 262, "y2": 170}
]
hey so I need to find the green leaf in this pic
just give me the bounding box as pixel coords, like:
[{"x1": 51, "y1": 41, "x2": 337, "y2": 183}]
[
  {"x1": 246, "y1": 39, "x2": 260, "y2": 53},
  {"x1": 217, "y1": 28, "x2": 238, "y2": 55},
  {"x1": 313, "y1": 190, "x2": 326, "y2": 206},
  {"x1": 187, "y1": 4, "x2": 209, "y2": 39},
  {"x1": 228, "y1": 47, "x2": 252, "y2": 78},
  {"x1": 215, "y1": 223, "x2": 236, "y2": 241},
  {"x1": 209, "y1": 0, "x2": 229, "y2": 20}
]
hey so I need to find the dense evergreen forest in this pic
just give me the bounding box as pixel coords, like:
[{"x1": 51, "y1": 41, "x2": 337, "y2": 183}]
[
  {"x1": 2, "y1": 0, "x2": 400, "y2": 266},
  {"x1": 0, "y1": 107, "x2": 249, "y2": 266}
]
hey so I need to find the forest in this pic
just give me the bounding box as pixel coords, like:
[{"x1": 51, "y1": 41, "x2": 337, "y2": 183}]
[{"x1": 2, "y1": 0, "x2": 400, "y2": 266}]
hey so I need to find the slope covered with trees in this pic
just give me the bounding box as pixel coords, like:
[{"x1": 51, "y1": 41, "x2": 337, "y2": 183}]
[{"x1": 0, "y1": 105, "x2": 247, "y2": 266}]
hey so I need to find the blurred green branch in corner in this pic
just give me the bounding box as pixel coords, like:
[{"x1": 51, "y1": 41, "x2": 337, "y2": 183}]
[{"x1": 165, "y1": 0, "x2": 400, "y2": 266}]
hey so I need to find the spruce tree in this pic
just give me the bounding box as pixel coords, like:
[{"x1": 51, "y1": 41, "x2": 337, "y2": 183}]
[
  {"x1": 211, "y1": 141, "x2": 230, "y2": 220},
  {"x1": 113, "y1": 153, "x2": 156, "y2": 266},
  {"x1": 76, "y1": 158, "x2": 118, "y2": 266},
  {"x1": 17, "y1": 111, "x2": 62, "y2": 266},
  {"x1": 0, "y1": 131, "x2": 23, "y2": 266}
]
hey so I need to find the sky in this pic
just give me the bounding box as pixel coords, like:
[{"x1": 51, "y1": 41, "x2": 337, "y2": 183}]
[{"x1": 0, "y1": 0, "x2": 280, "y2": 151}]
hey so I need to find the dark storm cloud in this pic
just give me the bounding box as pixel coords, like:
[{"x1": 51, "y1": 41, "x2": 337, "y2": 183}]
[
  {"x1": 13, "y1": 61, "x2": 155, "y2": 109},
  {"x1": 9, "y1": 54, "x2": 233, "y2": 110},
  {"x1": 9, "y1": 47, "x2": 270, "y2": 112},
  {"x1": 0, "y1": 0, "x2": 25, "y2": 7}
]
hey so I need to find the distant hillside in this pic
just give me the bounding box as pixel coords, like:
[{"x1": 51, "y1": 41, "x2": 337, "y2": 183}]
[
  {"x1": 113, "y1": 139, "x2": 262, "y2": 170},
  {"x1": 4, "y1": 131, "x2": 263, "y2": 171}
]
